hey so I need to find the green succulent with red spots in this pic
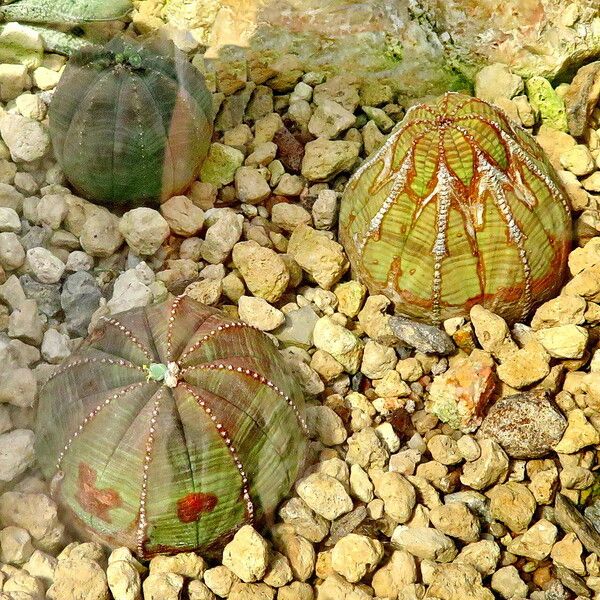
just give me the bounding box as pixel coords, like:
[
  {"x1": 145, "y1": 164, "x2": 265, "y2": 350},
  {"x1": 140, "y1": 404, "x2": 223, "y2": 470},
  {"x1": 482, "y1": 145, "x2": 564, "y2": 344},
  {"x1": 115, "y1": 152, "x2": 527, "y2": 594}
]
[
  {"x1": 339, "y1": 92, "x2": 572, "y2": 324},
  {"x1": 35, "y1": 296, "x2": 308, "y2": 558}
]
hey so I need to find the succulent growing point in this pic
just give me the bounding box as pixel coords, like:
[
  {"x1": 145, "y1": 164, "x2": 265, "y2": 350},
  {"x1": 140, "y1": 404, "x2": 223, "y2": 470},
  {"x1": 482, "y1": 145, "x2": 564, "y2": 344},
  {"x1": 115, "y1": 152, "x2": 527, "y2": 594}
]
[
  {"x1": 339, "y1": 92, "x2": 572, "y2": 324},
  {"x1": 35, "y1": 296, "x2": 308, "y2": 558},
  {"x1": 49, "y1": 35, "x2": 214, "y2": 206}
]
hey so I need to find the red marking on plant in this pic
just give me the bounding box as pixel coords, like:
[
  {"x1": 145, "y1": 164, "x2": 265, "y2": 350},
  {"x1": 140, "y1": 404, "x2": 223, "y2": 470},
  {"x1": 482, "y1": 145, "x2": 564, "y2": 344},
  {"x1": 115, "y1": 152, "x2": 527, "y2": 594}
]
[
  {"x1": 177, "y1": 492, "x2": 218, "y2": 523},
  {"x1": 76, "y1": 463, "x2": 122, "y2": 523}
]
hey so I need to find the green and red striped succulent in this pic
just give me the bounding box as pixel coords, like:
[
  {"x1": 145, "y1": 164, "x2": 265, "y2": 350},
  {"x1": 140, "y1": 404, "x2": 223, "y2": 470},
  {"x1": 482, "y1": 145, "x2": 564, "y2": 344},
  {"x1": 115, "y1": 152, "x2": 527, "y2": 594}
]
[
  {"x1": 339, "y1": 92, "x2": 572, "y2": 324},
  {"x1": 49, "y1": 35, "x2": 213, "y2": 207},
  {"x1": 35, "y1": 296, "x2": 308, "y2": 558}
]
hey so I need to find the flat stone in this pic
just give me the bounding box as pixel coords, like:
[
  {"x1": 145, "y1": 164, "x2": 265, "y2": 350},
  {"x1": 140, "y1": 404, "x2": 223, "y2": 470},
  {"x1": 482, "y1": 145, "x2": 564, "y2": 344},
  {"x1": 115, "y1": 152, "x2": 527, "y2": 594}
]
[
  {"x1": 391, "y1": 526, "x2": 457, "y2": 562},
  {"x1": 564, "y1": 61, "x2": 600, "y2": 137},
  {"x1": 389, "y1": 316, "x2": 455, "y2": 355},
  {"x1": 554, "y1": 408, "x2": 600, "y2": 454},
  {"x1": 301, "y1": 139, "x2": 360, "y2": 182},
  {"x1": 555, "y1": 494, "x2": 600, "y2": 557},
  {"x1": 478, "y1": 390, "x2": 567, "y2": 459}
]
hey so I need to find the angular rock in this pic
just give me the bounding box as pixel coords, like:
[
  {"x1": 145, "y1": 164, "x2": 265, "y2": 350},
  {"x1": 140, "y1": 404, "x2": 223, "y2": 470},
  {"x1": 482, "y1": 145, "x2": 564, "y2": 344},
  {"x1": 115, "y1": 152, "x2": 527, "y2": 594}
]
[
  {"x1": 564, "y1": 61, "x2": 600, "y2": 137},
  {"x1": 389, "y1": 316, "x2": 455, "y2": 355}
]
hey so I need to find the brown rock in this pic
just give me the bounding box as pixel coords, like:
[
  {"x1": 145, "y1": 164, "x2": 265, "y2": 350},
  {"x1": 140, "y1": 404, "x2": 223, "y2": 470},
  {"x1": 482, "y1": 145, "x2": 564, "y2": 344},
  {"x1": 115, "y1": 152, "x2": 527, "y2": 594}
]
[
  {"x1": 273, "y1": 127, "x2": 305, "y2": 173},
  {"x1": 478, "y1": 390, "x2": 567, "y2": 458},
  {"x1": 564, "y1": 61, "x2": 600, "y2": 137}
]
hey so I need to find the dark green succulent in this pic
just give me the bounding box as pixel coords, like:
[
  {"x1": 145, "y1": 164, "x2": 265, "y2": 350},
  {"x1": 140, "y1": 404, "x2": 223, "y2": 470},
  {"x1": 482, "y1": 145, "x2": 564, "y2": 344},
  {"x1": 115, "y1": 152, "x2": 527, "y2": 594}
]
[{"x1": 49, "y1": 35, "x2": 214, "y2": 207}]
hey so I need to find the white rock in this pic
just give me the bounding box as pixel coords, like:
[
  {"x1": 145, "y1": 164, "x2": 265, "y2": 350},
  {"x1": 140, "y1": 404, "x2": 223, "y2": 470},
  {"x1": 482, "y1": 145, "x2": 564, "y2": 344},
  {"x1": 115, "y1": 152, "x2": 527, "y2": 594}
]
[
  {"x1": 0, "y1": 113, "x2": 49, "y2": 162},
  {"x1": 0, "y1": 429, "x2": 34, "y2": 482},
  {"x1": 392, "y1": 526, "x2": 457, "y2": 562},
  {"x1": 313, "y1": 316, "x2": 362, "y2": 374},
  {"x1": 119, "y1": 208, "x2": 170, "y2": 256},
  {"x1": 237, "y1": 295, "x2": 285, "y2": 331},
  {"x1": 107, "y1": 270, "x2": 152, "y2": 315},
  {"x1": 41, "y1": 329, "x2": 71, "y2": 364},
  {"x1": 65, "y1": 250, "x2": 93, "y2": 272},
  {"x1": 296, "y1": 472, "x2": 353, "y2": 520},
  {"x1": 0, "y1": 64, "x2": 30, "y2": 101},
  {"x1": 32, "y1": 66, "x2": 61, "y2": 90},
  {"x1": 26, "y1": 247, "x2": 65, "y2": 284},
  {"x1": 0, "y1": 525, "x2": 33, "y2": 564},
  {"x1": 535, "y1": 324, "x2": 588, "y2": 358},
  {"x1": 234, "y1": 167, "x2": 271, "y2": 205},
  {"x1": 160, "y1": 195, "x2": 204, "y2": 237},
  {"x1": 0, "y1": 206, "x2": 20, "y2": 232},
  {"x1": 107, "y1": 560, "x2": 142, "y2": 600},
  {"x1": 0, "y1": 231, "x2": 25, "y2": 270},
  {"x1": 201, "y1": 210, "x2": 244, "y2": 264}
]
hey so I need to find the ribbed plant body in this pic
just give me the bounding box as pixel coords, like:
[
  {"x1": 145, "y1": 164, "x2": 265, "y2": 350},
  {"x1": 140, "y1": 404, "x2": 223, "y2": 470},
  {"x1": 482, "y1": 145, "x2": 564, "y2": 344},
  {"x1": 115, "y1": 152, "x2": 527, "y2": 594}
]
[
  {"x1": 339, "y1": 92, "x2": 572, "y2": 324},
  {"x1": 35, "y1": 296, "x2": 308, "y2": 559},
  {"x1": 48, "y1": 36, "x2": 213, "y2": 206}
]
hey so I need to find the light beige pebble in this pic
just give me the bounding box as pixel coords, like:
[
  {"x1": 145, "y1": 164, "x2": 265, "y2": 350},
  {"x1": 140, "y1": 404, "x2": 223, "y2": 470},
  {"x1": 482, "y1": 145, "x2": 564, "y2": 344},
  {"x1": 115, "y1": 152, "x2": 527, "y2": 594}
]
[
  {"x1": 333, "y1": 281, "x2": 366, "y2": 318},
  {"x1": 346, "y1": 427, "x2": 388, "y2": 470},
  {"x1": 429, "y1": 563, "x2": 495, "y2": 600},
  {"x1": 331, "y1": 534, "x2": 384, "y2": 583},
  {"x1": 551, "y1": 533, "x2": 586, "y2": 575},
  {"x1": 496, "y1": 342, "x2": 550, "y2": 388},
  {"x1": 535, "y1": 324, "x2": 588, "y2": 358},
  {"x1": 375, "y1": 422, "x2": 401, "y2": 453},
  {"x1": 263, "y1": 551, "x2": 293, "y2": 588},
  {"x1": 308, "y1": 99, "x2": 356, "y2": 139},
  {"x1": 316, "y1": 573, "x2": 371, "y2": 600},
  {"x1": 235, "y1": 167, "x2": 271, "y2": 205},
  {"x1": 507, "y1": 519, "x2": 558, "y2": 560},
  {"x1": 301, "y1": 139, "x2": 360, "y2": 181},
  {"x1": 305, "y1": 405, "x2": 347, "y2": 446},
  {"x1": 460, "y1": 439, "x2": 509, "y2": 490},
  {"x1": 185, "y1": 278, "x2": 222, "y2": 306},
  {"x1": 201, "y1": 210, "x2": 244, "y2": 264},
  {"x1": 0, "y1": 113, "x2": 49, "y2": 163},
  {"x1": 428, "y1": 435, "x2": 462, "y2": 465},
  {"x1": 554, "y1": 408, "x2": 600, "y2": 453},
  {"x1": 232, "y1": 240, "x2": 289, "y2": 303},
  {"x1": 238, "y1": 296, "x2": 285, "y2": 331},
  {"x1": 277, "y1": 581, "x2": 313, "y2": 600},
  {"x1": 0, "y1": 525, "x2": 33, "y2": 565},
  {"x1": 371, "y1": 550, "x2": 417, "y2": 598},
  {"x1": 22, "y1": 549, "x2": 56, "y2": 585},
  {"x1": 455, "y1": 540, "x2": 501, "y2": 576},
  {"x1": 142, "y1": 572, "x2": 184, "y2": 600},
  {"x1": 4, "y1": 570, "x2": 45, "y2": 599},
  {"x1": 560, "y1": 144, "x2": 595, "y2": 175},
  {"x1": 531, "y1": 294, "x2": 587, "y2": 329},
  {"x1": 204, "y1": 566, "x2": 239, "y2": 597},
  {"x1": 160, "y1": 195, "x2": 204, "y2": 237},
  {"x1": 119, "y1": 207, "x2": 170, "y2": 256},
  {"x1": 296, "y1": 472, "x2": 353, "y2": 521},
  {"x1": 26, "y1": 247, "x2": 65, "y2": 284},
  {"x1": 391, "y1": 526, "x2": 457, "y2": 562},
  {"x1": 279, "y1": 497, "x2": 329, "y2": 543},
  {"x1": 429, "y1": 502, "x2": 480, "y2": 543},
  {"x1": 313, "y1": 316, "x2": 362, "y2": 374},
  {"x1": 222, "y1": 526, "x2": 270, "y2": 583},
  {"x1": 360, "y1": 340, "x2": 397, "y2": 379},
  {"x1": 491, "y1": 566, "x2": 528, "y2": 599},
  {"x1": 487, "y1": 482, "x2": 537, "y2": 533},
  {"x1": 107, "y1": 560, "x2": 142, "y2": 600},
  {"x1": 188, "y1": 579, "x2": 216, "y2": 600},
  {"x1": 80, "y1": 209, "x2": 123, "y2": 257},
  {"x1": 287, "y1": 224, "x2": 348, "y2": 290},
  {"x1": 373, "y1": 471, "x2": 416, "y2": 523},
  {"x1": 349, "y1": 464, "x2": 374, "y2": 503},
  {"x1": 271, "y1": 202, "x2": 312, "y2": 232},
  {"x1": 274, "y1": 173, "x2": 305, "y2": 196},
  {"x1": 469, "y1": 304, "x2": 517, "y2": 361},
  {"x1": 47, "y1": 558, "x2": 109, "y2": 600},
  {"x1": 312, "y1": 188, "x2": 339, "y2": 230},
  {"x1": 271, "y1": 524, "x2": 316, "y2": 582},
  {"x1": 373, "y1": 370, "x2": 410, "y2": 398},
  {"x1": 149, "y1": 552, "x2": 206, "y2": 579}
]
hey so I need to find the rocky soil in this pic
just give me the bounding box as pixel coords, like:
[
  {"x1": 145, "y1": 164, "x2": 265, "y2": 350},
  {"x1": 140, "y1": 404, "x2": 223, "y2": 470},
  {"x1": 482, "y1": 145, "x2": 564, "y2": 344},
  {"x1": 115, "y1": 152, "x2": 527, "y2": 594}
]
[{"x1": 0, "y1": 27, "x2": 600, "y2": 600}]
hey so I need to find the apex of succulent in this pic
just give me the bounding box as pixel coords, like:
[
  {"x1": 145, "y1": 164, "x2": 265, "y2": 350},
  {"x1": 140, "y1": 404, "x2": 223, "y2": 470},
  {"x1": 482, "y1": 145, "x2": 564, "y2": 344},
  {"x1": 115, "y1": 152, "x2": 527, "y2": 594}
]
[{"x1": 339, "y1": 92, "x2": 572, "y2": 325}]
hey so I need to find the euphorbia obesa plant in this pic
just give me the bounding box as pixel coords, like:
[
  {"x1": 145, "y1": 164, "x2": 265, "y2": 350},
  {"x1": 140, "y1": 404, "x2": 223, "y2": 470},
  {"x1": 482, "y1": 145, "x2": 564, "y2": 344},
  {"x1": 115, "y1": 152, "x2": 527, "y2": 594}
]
[
  {"x1": 36, "y1": 296, "x2": 309, "y2": 558},
  {"x1": 339, "y1": 92, "x2": 572, "y2": 324}
]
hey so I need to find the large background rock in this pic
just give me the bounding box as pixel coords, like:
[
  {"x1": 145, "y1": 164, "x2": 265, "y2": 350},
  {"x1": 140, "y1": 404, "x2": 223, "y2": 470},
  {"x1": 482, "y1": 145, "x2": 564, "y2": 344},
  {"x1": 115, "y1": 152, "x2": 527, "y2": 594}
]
[
  {"x1": 423, "y1": 0, "x2": 600, "y2": 81},
  {"x1": 134, "y1": 0, "x2": 599, "y2": 98}
]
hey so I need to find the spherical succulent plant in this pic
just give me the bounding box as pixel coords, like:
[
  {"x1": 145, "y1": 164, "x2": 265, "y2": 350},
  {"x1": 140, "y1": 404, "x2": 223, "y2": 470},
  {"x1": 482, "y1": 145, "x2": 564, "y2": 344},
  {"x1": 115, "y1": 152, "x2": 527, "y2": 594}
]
[
  {"x1": 49, "y1": 35, "x2": 213, "y2": 207},
  {"x1": 35, "y1": 296, "x2": 308, "y2": 558},
  {"x1": 339, "y1": 92, "x2": 572, "y2": 324}
]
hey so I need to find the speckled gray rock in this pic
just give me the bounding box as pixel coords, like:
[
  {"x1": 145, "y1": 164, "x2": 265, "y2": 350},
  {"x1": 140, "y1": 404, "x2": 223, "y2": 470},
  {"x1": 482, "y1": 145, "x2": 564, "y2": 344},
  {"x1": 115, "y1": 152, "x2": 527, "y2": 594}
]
[
  {"x1": 20, "y1": 275, "x2": 61, "y2": 317},
  {"x1": 60, "y1": 271, "x2": 102, "y2": 337},
  {"x1": 389, "y1": 317, "x2": 455, "y2": 355},
  {"x1": 478, "y1": 391, "x2": 567, "y2": 459}
]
